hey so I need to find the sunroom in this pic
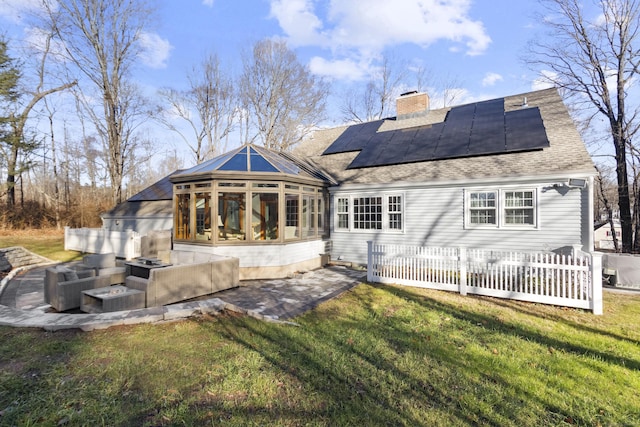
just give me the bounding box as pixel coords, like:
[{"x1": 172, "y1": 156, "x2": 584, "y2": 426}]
[{"x1": 169, "y1": 144, "x2": 333, "y2": 279}]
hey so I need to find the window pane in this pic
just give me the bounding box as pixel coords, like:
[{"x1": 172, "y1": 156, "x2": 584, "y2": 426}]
[
  {"x1": 218, "y1": 192, "x2": 246, "y2": 241},
  {"x1": 174, "y1": 193, "x2": 191, "y2": 240},
  {"x1": 505, "y1": 209, "x2": 534, "y2": 225},
  {"x1": 388, "y1": 195, "x2": 402, "y2": 230},
  {"x1": 195, "y1": 192, "x2": 212, "y2": 241},
  {"x1": 302, "y1": 195, "x2": 316, "y2": 238},
  {"x1": 353, "y1": 196, "x2": 382, "y2": 230},
  {"x1": 505, "y1": 191, "x2": 533, "y2": 207},
  {"x1": 504, "y1": 191, "x2": 534, "y2": 225},
  {"x1": 252, "y1": 193, "x2": 279, "y2": 240},
  {"x1": 285, "y1": 194, "x2": 299, "y2": 240},
  {"x1": 337, "y1": 197, "x2": 349, "y2": 229},
  {"x1": 317, "y1": 196, "x2": 323, "y2": 231},
  {"x1": 470, "y1": 191, "x2": 496, "y2": 208},
  {"x1": 470, "y1": 209, "x2": 496, "y2": 224},
  {"x1": 469, "y1": 191, "x2": 497, "y2": 225}
]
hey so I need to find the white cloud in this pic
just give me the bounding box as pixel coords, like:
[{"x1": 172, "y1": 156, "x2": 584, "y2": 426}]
[
  {"x1": 202, "y1": 0, "x2": 214, "y2": 7},
  {"x1": 0, "y1": 0, "x2": 45, "y2": 23},
  {"x1": 138, "y1": 32, "x2": 173, "y2": 69},
  {"x1": 482, "y1": 72, "x2": 503, "y2": 87},
  {"x1": 270, "y1": 0, "x2": 491, "y2": 83},
  {"x1": 23, "y1": 26, "x2": 68, "y2": 62},
  {"x1": 531, "y1": 70, "x2": 557, "y2": 91},
  {"x1": 270, "y1": 0, "x2": 491, "y2": 56},
  {"x1": 270, "y1": 0, "x2": 326, "y2": 46},
  {"x1": 308, "y1": 56, "x2": 368, "y2": 81}
]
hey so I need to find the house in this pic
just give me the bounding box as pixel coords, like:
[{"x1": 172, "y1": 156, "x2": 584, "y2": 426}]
[
  {"x1": 292, "y1": 87, "x2": 596, "y2": 265},
  {"x1": 106, "y1": 87, "x2": 597, "y2": 278},
  {"x1": 594, "y1": 219, "x2": 621, "y2": 250},
  {"x1": 101, "y1": 170, "x2": 178, "y2": 234}
]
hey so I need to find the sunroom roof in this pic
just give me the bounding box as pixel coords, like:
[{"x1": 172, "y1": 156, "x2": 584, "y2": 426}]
[{"x1": 173, "y1": 143, "x2": 333, "y2": 183}]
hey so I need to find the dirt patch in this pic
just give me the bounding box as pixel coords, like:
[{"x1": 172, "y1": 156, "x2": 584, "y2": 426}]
[{"x1": 0, "y1": 228, "x2": 64, "y2": 238}]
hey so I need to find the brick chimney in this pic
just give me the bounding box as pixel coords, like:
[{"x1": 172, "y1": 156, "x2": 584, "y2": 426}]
[{"x1": 396, "y1": 91, "x2": 429, "y2": 119}]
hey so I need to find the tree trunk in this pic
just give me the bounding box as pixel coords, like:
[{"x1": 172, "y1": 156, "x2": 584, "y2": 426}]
[{"x1": 612, "y1": 128, "x2": 634, "y2": 252}]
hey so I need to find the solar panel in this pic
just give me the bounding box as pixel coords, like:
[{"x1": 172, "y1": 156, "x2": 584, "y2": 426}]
[
  {"x1": 348, "y1": 140, "x2": 387, "y2": 168},
  {"x1": 505, "y1": 108, "x2": 549, "y2": 151},
  {"x1": 474, "y1": 99, "x2": 503, "y2": 117},
  {"x1": 401, "y1": 123, "x2": 443, "y2": 163},
  {"x1": 468, "y1": 113, "x2": 506, "y2": 155},
  {"x1": 322, "y1": 119, "x2": 384, "y2": 154},
  {"x1": 328, "y1": 97, "x2": 550, "y2": 169},
  {"x1": 435, "y1": 115, "x2": 472, "y2": 159}
]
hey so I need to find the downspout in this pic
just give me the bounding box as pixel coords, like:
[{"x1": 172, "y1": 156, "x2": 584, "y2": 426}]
[{"x1": 587, "y1": 175, "x2": 595, "y2": 253}]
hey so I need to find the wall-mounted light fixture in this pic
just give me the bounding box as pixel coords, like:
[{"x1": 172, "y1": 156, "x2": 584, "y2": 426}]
[{"x1": 567, "y1": 178, "x2": 587, "y2": 188}]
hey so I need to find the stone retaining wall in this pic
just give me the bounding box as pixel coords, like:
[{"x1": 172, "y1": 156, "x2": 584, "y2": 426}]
[{"x1": 0, "y1": 247, "x2": 50, "y2": 272}]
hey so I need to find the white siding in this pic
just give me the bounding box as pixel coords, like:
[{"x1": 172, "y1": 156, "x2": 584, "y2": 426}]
[
  {"x1": 102, "y1": 217, "x2": 173, "y2": 235},
  {"x1": 174, "y1": 240, "x2": 327, "y2": 268},
  {"x1": 330, "y1": 181, "x2": 589, "y2": 265}
]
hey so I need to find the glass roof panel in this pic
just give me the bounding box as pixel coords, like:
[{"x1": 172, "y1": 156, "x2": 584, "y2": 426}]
[
  {"x1": 255, "y1": 146, "x2": 301, "y2": 175},
  {"x1": 183, "y1": 150, "x2": 236, "y2": 174},
  {"x1": 172, "y1": 144, "x2": 330, "y2": 183},
  {"x1": 218, "y1": 148, "x2": 248, "y2": 171},
  {"x1": 249, "y1": 147, "x2": 279, "y2": 172}
]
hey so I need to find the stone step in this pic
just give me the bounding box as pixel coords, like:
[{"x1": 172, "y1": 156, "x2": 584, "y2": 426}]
[{"x1": 0, "y1": 247, "x2": 50, "y2": 271}]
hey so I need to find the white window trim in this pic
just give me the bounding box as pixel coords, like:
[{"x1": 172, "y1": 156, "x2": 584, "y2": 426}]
[
  {"x1": 333, "y1": 192, "x2": 405, "y2": 233},
  {"x1": 465, "y1": 187, "x2": 539, "y2": 230}
]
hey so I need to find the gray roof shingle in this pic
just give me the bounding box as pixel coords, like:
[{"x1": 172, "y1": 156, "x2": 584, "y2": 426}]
[{"x1": 294, "y1": 88, "x2": 595, "y2": 186}]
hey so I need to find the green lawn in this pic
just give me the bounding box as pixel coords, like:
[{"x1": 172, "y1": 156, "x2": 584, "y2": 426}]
[
  {"x1": 0, "y1": 230, "x2": 83, "y2": 262},
  {"x1": 1, "y1": 234, "x2": 639, "y2": 425},
  {"x1": 0, "y1": 283, "x2": 638, "y2": 426}
]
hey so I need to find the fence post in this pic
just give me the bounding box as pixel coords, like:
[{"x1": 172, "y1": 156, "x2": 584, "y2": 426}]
[
  {"x1": 125, "y1": 229, "x2": 134, "y2": 260},
  {"x1": 591, "y1": 252, "x2": 603, "y2": 315},
  {"x1": 459, "y1": 247, "x2": 467, "y2": 296},
  {"x1": 64, "y1": 226, "x2": 69, "y2": 251},
  {"x1": 367, "y1": 241, "x2": 373, "y2": 282}
]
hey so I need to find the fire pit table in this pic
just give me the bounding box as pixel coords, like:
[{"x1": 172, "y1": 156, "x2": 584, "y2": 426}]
[
  {"x1": 81, "y1": 285, "x2": 146, "y2": 313},
  {"x1": 125, "y1": 258, "x2": 172, "y2": 279}
]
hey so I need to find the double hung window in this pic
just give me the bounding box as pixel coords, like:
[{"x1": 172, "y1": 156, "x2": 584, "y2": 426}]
[{"x1": 466, "y1": 188, "x2": 537, "y2": 228}]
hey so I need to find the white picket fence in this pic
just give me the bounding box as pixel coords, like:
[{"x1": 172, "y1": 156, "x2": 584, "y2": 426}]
[
  {"x1": 367, "y1": 242, "x2": 603, "y2": 314},
  {"x1": 64, "y1": 227, "x2": 141, "y2": 260}
]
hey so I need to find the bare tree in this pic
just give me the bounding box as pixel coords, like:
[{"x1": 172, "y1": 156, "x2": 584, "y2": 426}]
[
  {"x1": 240, "y1": 39, "x2": 329, "y2": 151},
  {"x1": 527, "y1": 0, "x2": 640, "y2": 252},
  {"x1": 341, "y1": 54, "x2": 464, "y2": 123},
  {"x1": 41, "y1": 0, "x2": 155, "y2": 204},
  {"x1": 341, "y1": 54, "x2": 408, "y2": 123},
  {"x1": 158, "y1": 54, "x2": 236, "y2": 164},
  {"x1": 0, "y1": 35, "x2": 76, "y2": 209}
]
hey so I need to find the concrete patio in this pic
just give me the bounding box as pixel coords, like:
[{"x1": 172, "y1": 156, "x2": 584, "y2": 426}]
[{"x1": 0, "y1": 263, "x2": 366, "y2": 331}]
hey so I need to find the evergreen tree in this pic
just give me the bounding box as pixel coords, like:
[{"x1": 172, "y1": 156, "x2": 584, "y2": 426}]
[{"x1": 0, "y1": 38, "x2": 22, "y2": 207}]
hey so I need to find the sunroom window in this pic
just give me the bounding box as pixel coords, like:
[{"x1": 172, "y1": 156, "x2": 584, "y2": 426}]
[
  {"x1": 252, "y1": 193, "x2": 279, "y2": 240},
  {"x1": 218, "y1": 192, "x2": 246, "y2": 241},
  {"x1": 171, "y1": 144, "x2": 329, "y2": 244},
  {"x1": 175, "y1": 193, "x2": 190, "y2": 240},
  {"x1": 285, "y1": 194, "x2": 300, "y2": 240}
]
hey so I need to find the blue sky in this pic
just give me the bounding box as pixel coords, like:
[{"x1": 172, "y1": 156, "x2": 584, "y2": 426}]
[{"x1": 0, "y1": 0, "x2": 565, "y2": 163}]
